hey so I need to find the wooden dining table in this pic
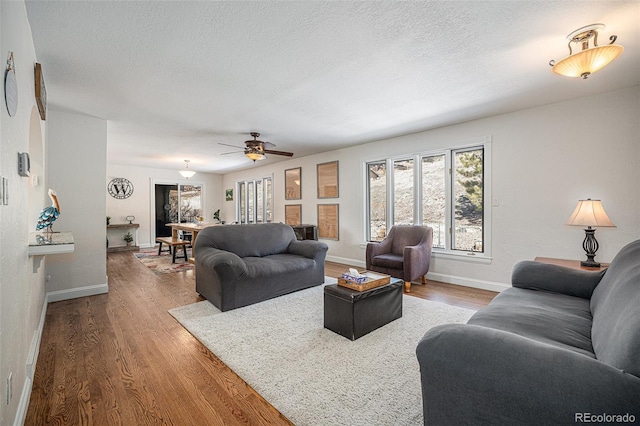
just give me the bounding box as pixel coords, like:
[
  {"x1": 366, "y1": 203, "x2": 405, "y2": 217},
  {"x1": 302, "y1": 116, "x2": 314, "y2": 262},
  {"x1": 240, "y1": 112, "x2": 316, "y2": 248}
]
[{"x1": 165, "y1": 222, "x2": 219, "y2": 264}]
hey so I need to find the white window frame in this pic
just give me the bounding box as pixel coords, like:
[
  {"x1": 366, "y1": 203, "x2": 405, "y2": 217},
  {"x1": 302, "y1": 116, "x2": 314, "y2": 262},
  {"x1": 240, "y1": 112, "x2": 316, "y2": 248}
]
[
  {"x1": 364, "y1": 137, "x2": 492, "y2": 262},
  {"x1": 236, "y1": 176, "x2": 273, "y2": 224}
]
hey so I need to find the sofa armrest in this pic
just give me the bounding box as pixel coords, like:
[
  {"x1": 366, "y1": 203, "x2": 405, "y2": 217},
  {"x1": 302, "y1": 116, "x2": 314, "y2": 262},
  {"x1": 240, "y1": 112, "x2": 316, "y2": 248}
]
[
  {"x1": 511, "y1": 260, "x2": 606, "y2": 299},
  {"x1": 417, "y1": 324, "x2": 640, "y2": 425},
  {"x1": 196, "y1": 247, "x2": 248, "y2": 278},
  {"x1": 287, "y1": 240, "x2": 328, "y2": 261}
]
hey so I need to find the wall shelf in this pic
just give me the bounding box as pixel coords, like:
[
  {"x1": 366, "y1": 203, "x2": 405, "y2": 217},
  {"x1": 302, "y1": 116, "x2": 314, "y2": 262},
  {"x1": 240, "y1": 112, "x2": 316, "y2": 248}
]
[
  {"x1": 107, "y1": 223, "x2": 139, "y2": 252},
  {"x1": 28, "y1": 232, "x2": 75, "y2": 256}
]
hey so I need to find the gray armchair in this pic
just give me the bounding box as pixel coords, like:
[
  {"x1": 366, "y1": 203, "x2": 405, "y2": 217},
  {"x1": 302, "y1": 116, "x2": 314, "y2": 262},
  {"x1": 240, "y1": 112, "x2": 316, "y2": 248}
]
[{"x1": 366, "y1": 225, "x2": 433, "y2": 292}]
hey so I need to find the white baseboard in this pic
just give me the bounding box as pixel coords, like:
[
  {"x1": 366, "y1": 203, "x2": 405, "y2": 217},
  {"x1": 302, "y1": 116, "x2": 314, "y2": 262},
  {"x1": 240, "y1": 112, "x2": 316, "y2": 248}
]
[
  {"x1": 326, "y1": 254, "x2": 366, "y2": 268},
  {"x1": 325, "y1": 255, "x2": 508, "y2": 293},
  {"x1": 426, "y1": 271, "x2": 509, "y2": 293},
  {"x1": 14, "y1": 377, "x2": 32, "y2": 426},
  {"x1": 25, "y1": 299, "x2": 48, "y2": 380},
  {"x1": 47, "y1": 282, "x2": 109, "y2": 303}
]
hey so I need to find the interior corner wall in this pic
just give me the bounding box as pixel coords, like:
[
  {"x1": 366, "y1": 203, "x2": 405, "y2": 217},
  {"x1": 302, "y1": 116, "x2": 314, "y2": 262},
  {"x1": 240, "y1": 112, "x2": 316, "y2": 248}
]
[
  {"x1": 106, "y1": 163, "x2": 223, "y2": 248},
  {"x1": 222, "y1": 86, "x2": 640, "y2": 289},
  {"x1": 0, "y1": 1, "x2": 48, "y2": 424},
  {"x1": 45, "y1": 109, "x2": 107, "y2": 298}
]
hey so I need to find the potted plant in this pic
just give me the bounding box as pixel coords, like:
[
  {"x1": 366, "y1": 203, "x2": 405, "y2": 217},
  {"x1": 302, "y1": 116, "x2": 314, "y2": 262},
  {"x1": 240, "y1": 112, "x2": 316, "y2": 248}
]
[
  {"x1": 107, "y1": 216, "x2": 111, "y2": 226},
  {"x1": 213, "y1": 209, "x2": 221, "y2": 223},
  {"x1": 123, "y1": 232, "x2": 134, "y2": 247}
]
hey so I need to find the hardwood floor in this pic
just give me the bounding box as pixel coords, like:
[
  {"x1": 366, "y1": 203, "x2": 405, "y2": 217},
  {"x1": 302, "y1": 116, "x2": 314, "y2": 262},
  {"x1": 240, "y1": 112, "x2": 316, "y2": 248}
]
[{"x1": 26, "y1": 252, "x2": 497, "y2": 425}]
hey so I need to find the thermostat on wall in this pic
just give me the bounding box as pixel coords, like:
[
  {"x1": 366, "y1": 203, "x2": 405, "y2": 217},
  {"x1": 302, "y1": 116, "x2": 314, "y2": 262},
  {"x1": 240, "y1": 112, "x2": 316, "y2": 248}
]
[{"x1": 18, "y1": 152, "x2": 30, "y2": 177}]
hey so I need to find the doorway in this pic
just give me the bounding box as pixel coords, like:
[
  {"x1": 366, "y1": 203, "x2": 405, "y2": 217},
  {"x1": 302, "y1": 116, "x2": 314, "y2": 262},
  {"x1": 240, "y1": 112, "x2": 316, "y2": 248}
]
[{"x1": 154, "y1": 183, "x2": 203, "y2": 238}]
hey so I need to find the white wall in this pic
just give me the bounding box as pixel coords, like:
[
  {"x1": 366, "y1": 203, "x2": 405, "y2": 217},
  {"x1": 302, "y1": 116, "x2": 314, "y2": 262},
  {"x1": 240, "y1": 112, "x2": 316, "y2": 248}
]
[
  {"x1": 223, "y1": 86, "x2": 640, "y2": 290},
  {"x1": 0, "y1": 2, "x2": 48, "y2": 424},
  {"x1": 106, "y1": 163, "x2": 223, "y2": 247},
  {"x1": 45, "y1": 109, "x2": 108, "y2": 298}
]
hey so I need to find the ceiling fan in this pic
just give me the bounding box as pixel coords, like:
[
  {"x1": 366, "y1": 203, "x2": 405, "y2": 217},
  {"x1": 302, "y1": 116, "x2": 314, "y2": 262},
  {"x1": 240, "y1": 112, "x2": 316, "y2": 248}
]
[{"x1": 219, "y1": 132, "x2": 294, "y2": 162}]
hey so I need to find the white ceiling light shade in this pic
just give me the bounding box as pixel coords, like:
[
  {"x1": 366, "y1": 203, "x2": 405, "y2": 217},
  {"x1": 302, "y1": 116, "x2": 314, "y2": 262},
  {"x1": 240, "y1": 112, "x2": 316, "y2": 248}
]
[
  {"x1": 179, "y1": 160, "x2": 196, "y2": 179},
  {"x1": 549, "y1": 24, "x2": 623, "y2": 79}
]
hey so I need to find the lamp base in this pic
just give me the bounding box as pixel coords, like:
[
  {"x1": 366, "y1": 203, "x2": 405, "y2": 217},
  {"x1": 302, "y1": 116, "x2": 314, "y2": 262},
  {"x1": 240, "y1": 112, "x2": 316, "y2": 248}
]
[{"x1": 581, "y1": 227, "x2": 600, "y2": 268}]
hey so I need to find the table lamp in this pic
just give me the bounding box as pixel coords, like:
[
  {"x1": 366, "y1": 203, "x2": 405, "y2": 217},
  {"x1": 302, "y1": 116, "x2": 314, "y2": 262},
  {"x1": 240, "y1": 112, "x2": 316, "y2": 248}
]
[{"x1": 566, "y1": 199, "x2": 616, "y2": 267}]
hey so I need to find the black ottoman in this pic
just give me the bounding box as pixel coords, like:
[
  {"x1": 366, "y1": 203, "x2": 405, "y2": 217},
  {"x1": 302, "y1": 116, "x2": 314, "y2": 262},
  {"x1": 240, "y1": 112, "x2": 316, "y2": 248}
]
[{"x1": 324, "y1": 279, "x2": 403, "y2": 340}]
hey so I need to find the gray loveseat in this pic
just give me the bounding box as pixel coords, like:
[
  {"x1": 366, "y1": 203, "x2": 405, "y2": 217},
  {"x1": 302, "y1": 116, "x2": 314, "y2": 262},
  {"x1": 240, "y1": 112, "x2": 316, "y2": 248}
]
[
  {"x1": 195, "y1": 223, "x2": 328, "y2": 312},
  {"x1": 416, "y1": 239, "x2": 640, "y2": 425}
]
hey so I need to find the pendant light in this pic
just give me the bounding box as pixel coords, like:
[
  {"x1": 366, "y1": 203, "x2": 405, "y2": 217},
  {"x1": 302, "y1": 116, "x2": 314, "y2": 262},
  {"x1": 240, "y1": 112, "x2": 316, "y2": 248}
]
[{"x1": 179, "y1": 160, "x2": 195, "y2": 179}]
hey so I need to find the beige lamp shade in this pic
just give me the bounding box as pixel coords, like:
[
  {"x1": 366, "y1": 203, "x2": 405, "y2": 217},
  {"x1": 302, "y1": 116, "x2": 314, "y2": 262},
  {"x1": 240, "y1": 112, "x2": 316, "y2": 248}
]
[
  {"x1": 552, "y1": 44, "x2": 624, "y2": 78},
  {"x1": 566, "y1": 199, "x2": 616, "y2": 228}
]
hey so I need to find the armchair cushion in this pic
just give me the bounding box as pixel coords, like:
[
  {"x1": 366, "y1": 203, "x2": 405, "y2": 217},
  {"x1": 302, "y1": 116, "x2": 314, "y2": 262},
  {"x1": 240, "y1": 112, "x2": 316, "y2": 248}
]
[{"x1": 369, "y1": 253, "x2": 403, "y2": 270}]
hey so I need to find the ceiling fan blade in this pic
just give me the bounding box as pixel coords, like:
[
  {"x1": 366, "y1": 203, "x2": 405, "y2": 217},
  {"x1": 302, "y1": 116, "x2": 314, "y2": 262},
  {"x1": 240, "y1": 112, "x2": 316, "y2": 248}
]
[
  {"x1": 264, "y1": 149, "x2": 294, "y2": 157},
  {"x1": 263, "y1": 141, "x2": 276, "y2": 149},
  {"x1": 220, "y1": 150, "x2": 243, "y2": 156},
  {"x1": 218, "y1": 142, "x2": 245, "y2": 149}
]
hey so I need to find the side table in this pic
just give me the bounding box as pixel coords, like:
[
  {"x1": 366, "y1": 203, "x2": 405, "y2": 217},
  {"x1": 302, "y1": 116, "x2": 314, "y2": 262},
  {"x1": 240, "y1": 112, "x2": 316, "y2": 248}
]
[{"x1": 534, "y1": 257, "x2": 609, "y2": 272}]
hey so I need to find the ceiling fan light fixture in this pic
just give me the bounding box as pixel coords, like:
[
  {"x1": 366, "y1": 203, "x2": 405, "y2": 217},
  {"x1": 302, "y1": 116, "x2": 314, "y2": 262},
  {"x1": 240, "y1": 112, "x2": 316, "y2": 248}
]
[
  {"x1": 179, "y1": 159, "x2": 196, "y2": 179},
  {"x1": 549, "y1": 24, "x2": 623, "y2": 79},
  {"x1": 246, "y1": 151, "x2": 266, "y2": 161}
]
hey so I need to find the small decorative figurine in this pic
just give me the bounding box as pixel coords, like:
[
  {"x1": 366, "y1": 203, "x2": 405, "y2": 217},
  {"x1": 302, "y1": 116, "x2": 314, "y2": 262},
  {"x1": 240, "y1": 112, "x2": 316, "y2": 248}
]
[{"x1": 37, "y1": 189, "x2": 60, "y2": 233}]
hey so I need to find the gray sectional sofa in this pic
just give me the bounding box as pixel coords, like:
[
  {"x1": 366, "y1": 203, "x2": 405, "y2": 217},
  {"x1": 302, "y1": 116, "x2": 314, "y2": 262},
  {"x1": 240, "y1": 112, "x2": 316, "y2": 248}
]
[
  {"x1": 195, "y1": 223, "x2": 328, "y2": 312},
  {"x1": 416, "y1": 239, "x2": 640, "y2": 425}
]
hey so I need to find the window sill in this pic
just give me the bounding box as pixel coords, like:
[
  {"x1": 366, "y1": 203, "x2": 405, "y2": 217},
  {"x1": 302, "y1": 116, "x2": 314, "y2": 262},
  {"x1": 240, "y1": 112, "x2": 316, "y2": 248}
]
[
  {"x1": 359, "y1": 243, "x2": 492, "y2": 264},
  {"x1": 432, "y1": 249, "x2": 492, "y2": 264}
]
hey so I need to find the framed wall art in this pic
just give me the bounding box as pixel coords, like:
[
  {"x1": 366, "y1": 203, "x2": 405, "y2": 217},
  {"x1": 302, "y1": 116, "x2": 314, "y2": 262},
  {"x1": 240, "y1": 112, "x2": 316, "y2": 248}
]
[
  {"x1": 285, "y1": 204, "x2": 302, "y2": 226},
  {"x1": 317, "y1": 203, "x2": 339, "y2": 240},
  {"x1": 225, "y1": 188, "x2": 233, "y2": 201},
  {"x1": 285, "y1": 167, "x2": 301, "y2": 200},
  {"x1": 317, "y1": 160, "x2": 339, "y2": 198}
]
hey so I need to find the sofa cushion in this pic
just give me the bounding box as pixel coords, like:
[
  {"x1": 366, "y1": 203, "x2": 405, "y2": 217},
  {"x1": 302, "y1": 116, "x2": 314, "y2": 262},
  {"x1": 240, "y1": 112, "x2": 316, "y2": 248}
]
[
  {"x1": 198, "y1": 223, "x2": 296, "y2": 258},
  {"x1": 243, "y1": 254, "x2": 316, "y2": 278},
  {"x1": 590, "y1": 240, "x2": 640, "y2": 377},
  {"x1": 468, "y1": 287, "x2": 595, "y2": 358},
  {"x1": 371, "y1": 253, "x2": 404, "y2": 270}
]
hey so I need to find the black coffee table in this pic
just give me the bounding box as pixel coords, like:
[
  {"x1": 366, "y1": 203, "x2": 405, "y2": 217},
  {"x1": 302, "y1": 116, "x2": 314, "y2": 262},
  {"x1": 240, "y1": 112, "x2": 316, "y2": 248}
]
[{"x1": 323, "y1": 278, "x2": 403, "y2": 340}]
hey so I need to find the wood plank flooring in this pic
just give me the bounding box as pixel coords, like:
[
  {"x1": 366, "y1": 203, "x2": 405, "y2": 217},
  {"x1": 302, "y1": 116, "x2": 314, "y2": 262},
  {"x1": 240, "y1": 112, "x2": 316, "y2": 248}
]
[{"x1": 25, "y1": 252, "x2": 497, "y2": 425}]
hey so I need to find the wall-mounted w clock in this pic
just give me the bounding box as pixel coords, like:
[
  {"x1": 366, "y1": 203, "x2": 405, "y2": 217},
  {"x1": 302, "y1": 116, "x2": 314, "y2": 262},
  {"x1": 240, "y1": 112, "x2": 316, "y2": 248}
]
[
  {"x1": 108, "y1": 178, "x2": 134, "y2": 199},
  {"x1": 4, "y1": 52, "x2": 18, "y2": 117}
]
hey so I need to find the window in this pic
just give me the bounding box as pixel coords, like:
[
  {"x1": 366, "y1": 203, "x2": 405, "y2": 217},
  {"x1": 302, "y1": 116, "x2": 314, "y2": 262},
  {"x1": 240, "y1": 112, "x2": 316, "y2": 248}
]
[
  {"x1": 453, "y1": 148, "x2": 484, "y2": 252},
  {"x1": 365, "y1": 140, "x2": 490, "y2": 257},
  {"x1": 422, "y1": 154, "x2": 446, "y2": 248},
  {"x1": 367, "y1": 162, "x2": 387, "y2": 242},
  {"x1": 393, "y1": 159, "x2": 414, "y2": 225},
  {"x1": 237, "y1": 177, "x2": 273, "y2": 224}
]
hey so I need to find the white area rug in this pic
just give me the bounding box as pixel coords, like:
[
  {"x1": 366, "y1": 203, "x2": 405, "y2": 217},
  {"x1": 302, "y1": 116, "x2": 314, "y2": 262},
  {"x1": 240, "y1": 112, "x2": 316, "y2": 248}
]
[{"x1": 169, "y1": 278, "x2": 475, "y2": 425}]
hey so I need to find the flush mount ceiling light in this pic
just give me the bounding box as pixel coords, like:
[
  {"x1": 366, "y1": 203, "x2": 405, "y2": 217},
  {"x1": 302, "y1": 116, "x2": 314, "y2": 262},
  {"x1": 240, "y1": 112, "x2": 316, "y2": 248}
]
[
  {"x1": 179, "y1": 160, "x2": 196, "y2": 179},
  {"x1": 549, "y1": 24, "x2": 623, "y2": 79}
]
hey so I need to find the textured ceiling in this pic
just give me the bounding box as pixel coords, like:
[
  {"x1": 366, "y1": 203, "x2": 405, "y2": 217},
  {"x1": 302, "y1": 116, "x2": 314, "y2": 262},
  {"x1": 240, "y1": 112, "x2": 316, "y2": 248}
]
[{"x1": 25, "y1": 1, "x2": 640, "y2": 173}]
